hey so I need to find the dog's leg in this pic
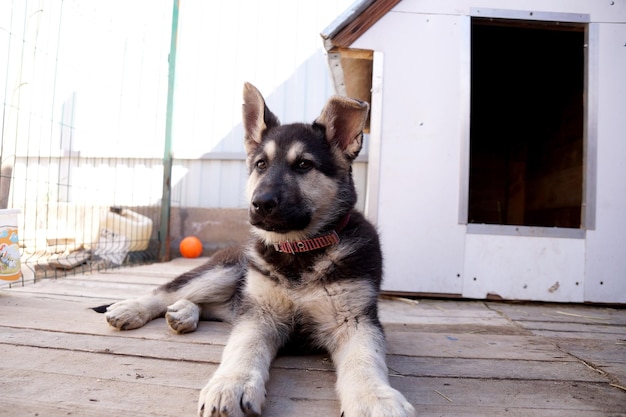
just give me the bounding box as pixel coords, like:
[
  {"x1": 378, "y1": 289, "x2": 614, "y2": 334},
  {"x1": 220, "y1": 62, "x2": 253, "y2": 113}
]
[
  {"x1": 105, "y1": 252, "x2": 244, "y2": 332},
  {"x1": 331, "y1": 321, "x2": 416, "y2": 417},
  {"x1": 104, "y1": 292, "x2": 170, "y2": 330},
  {"x1": 197, "y1": 317, "x2": 285, "y2": 417},
  {"x1": 198, "y1": 271, "x2": 291, "y2": 417},
  {"x1": 165, "y1": 299, "x2": 201, "y2": 333},
  {"x1": 304, "y1": 281, "x2": 415, "y2": 417}
]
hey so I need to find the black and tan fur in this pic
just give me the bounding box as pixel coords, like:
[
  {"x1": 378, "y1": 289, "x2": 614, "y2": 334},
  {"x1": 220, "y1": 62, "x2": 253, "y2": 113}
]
[{"x1": 105, "y1": 83, "x2": 416, "y2": 417}]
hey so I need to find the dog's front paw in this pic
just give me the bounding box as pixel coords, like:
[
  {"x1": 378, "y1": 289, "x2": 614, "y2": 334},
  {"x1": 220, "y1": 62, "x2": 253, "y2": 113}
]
[
  {"x1": 198, "y1": 373, "x2": 265, "y2": 417},
  {"x1": 166, "y1": 299, "x2": 200, "y2": 333},
  {"x1": 342, "y1": 385, "x2": 416, "y2": 417},
  {"x1": 105, "y1": 299, "x2": 153, "y2": 330}
]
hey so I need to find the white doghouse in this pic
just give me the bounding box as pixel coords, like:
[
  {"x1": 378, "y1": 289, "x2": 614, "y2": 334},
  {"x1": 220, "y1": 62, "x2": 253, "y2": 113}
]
[{"x1": 323, "y1": 0, "x2": 626, "y2": 303}]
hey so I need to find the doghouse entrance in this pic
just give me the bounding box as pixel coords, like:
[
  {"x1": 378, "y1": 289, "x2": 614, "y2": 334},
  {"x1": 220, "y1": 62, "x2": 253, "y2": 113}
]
[{"x1": 468, "y1": 17, "x2": 586, "y2": 229}]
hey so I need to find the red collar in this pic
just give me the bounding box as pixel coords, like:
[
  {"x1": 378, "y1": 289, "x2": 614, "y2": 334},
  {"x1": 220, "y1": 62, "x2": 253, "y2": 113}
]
[{"x1": 273, "y1": 213, "x2": 350, "y2": 254}]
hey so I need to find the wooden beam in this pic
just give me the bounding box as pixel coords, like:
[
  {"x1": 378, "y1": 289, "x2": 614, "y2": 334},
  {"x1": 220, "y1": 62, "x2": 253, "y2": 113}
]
[{"x1": 330, "y1": 0, "x2": 400, "y2": 48}]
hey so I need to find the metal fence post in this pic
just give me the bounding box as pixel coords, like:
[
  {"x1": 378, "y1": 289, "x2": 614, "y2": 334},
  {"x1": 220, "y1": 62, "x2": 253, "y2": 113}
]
[{"x1": 159, "y1": 0, "x2": 179, "y2": 262}]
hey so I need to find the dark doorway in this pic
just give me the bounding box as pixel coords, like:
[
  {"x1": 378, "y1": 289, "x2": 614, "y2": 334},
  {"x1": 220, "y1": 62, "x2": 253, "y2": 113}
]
[{"x1": 469, "y1": 18, "x2": 585, "y2": 228}]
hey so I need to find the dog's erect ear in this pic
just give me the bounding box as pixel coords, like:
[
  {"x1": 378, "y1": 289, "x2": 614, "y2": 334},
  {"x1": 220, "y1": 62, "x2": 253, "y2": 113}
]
[
  {"x1": 242, "y1": 82, "x2": 280, "y2": 153},
  {"x1": 315, "y1": 96, "x2": 369, "y2": 158}
]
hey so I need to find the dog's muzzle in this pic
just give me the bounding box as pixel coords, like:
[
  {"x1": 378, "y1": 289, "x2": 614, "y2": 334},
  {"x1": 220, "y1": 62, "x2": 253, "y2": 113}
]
[{"x1": 249, "y1": 190, "x2": 311, "y2": 233}]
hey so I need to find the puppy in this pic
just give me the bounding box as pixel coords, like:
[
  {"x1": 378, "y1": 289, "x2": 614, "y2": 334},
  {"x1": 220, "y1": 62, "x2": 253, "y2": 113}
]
[{"x1": 105, "y1": 83, "x2": 416, "y2": 417}]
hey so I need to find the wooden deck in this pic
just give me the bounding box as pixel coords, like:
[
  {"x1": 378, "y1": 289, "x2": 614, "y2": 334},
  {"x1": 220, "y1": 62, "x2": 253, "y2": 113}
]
[{"x1": 1, "y1": 258, "x2": 624, "y2": 416}]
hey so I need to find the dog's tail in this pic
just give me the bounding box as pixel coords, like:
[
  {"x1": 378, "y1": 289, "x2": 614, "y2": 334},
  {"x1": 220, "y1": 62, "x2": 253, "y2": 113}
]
[{"x1": 91, "y1": 304, "x2": 112, "y2": 314}]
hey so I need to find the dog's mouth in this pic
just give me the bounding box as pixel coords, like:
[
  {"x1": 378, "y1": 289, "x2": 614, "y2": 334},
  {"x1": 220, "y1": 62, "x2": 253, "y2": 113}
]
[{"x1": 248, "y1": 207, "x2": 311, "y2": 234}]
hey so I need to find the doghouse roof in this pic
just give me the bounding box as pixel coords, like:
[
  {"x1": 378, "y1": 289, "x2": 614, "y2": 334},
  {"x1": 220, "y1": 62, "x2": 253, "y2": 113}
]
[
  {"x1": 321, "y1": 0, "x2": 399, "y2": 50},
  {"x1": 321, "y1": 0, "x2": 399, "y2": 126}
]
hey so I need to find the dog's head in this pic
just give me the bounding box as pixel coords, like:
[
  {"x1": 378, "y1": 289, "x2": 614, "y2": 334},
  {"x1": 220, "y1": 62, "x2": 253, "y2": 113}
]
[{"x1": 242, "y1": 82, "x2": 369, "y2": 245}]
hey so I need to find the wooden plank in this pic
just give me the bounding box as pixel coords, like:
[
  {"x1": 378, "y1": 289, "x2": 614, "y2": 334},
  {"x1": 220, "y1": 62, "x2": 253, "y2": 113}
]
[
  {"x1": 3, "y1": 322, "x2": 577, "y2": 368},
  {"x1": 0, "y1": 295, "x2": 136, "y2": 331},
  {"x1": 380, "y1": 298, "x2": 532, "y2": 334},
  {"x1": 97, "y1": 256, "x2": 209, "y2": 277},
  {"x1": 63, "y1": 272, "x2": 171, "y2": 286},
  {"x1": 384, "y1": 322, "x2": 531, "y2": 336},
  {"x1": 390, "y1": 376, "x2": 625, "y2": 414},
  {"x1": 384, "y1": 321, "x2": 531, "y2": 336},
  {"x1": 3, "y1": 327, "x2": 605, "y2": 384},
  {"x1": 0, "y1": 371, "x2": 342, "y2": 417},
  {"x1": 554, "y1": 338, "x2": 626, "y2": 365},
  {"x1": 0, "y1": 296, "x2": 232, "y2": 345},
  {"x1": 599, "y1": 362, "x2": 626, "y2": 387},
  {"x1": 0, "y1": 291, "x2": 115, "y2": 317},
  {"x1": 0, "y1": 368, "x2": 202, "y2": 417},
  {"x1": 2, "y1": 345, "x2": 622, "y2": 417},
  {"x1": 327, "y1": 372, "x2": 626, "y2": 414},
  {"x1": 1, "y1": 345, "x2": 335, "y2": 415},
  {"x1": 0, "y1": 293, "x2": 609, "y2": 364},
  {"x1": 1, "y1": 327, "x2": 227, "y2": 362},
  {"x1": 520, "y1": 321, "x2": 626, "y2": 338},
  {"x1": 0, "y1": 344, "x2": 214, "y2": 389},
  {"x1": 412, "y1": 406, "x2": 619, "y2": 417},
  {"x1": 490, "y1": 302, "x2": 626, "y2": 325},
  {"x1": 0, "y1": 346, "x2": 340, "y2": 417},
  {"x1": 386, "y1": 331, "x2": 573, "y2": 361},
  {"x1": 0, "y1": 288, "x2": 519, "y2": 337},
  {"x1": 385, "y1": 355, "x2": 607, "y2": 383},
  {"x1": 380, "y1": 298, "x2": 524, "y2": 333},
  {"x1": 330, "y1": 0, "x2": 401, "y2": 48},
  {"x1": 4, "y1": 277, "x2": 158, "y2": 300},
  {"x1": 379, "y1": 298, "x2": 504, "y2": 319},
  {"x1": 335, "y1": 47, "x2": 373, "y2": 60},
  {"x1": 2, "y1": 310, "x2": 570, "y2": 364},
  {"x1": 0, "y1": 287, "x2": 115, "y2": 304}
]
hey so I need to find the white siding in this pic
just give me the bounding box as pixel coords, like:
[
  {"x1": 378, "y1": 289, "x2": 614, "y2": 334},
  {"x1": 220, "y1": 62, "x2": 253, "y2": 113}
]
[
  {"x1": 351, "y1": 0, "x2": 626, "y2": 302},
  {"x1": 463, "y1": 234, "x2": 586, "y2": 302},
  {"x1": 169, "y1": 0, "x2": 358, "y2": 209},
  {"x1": 584, "y1": 22, "x2": 626, "y2": 304},
  {"x1": 353, "y1": 12, "x2": 468, "y2": 295}
]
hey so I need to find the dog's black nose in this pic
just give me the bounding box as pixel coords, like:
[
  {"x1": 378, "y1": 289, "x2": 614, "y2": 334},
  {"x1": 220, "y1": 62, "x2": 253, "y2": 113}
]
[{"x1": 252, "y1": 193, "x2": 278, "y2": 215}]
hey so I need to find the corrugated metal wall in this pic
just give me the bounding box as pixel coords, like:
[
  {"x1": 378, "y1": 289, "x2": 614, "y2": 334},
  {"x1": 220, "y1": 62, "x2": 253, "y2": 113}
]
[{"x1": 170, "y1": 0, "x2": 359, "y2": 209}]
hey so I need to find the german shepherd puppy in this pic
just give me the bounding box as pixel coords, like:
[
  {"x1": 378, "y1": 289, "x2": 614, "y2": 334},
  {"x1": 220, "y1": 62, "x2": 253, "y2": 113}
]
[{"x1": 105, "y1": 83, "x2": 416, "y2": 417}]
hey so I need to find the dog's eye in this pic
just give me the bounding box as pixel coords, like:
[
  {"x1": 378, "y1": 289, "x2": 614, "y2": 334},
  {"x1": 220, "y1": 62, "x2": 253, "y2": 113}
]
[
  {"x1": 256, "y1": 160, "x2": 267, "y2": 171},
  {"x1": 295, "y1": 159, "x2": 313, "y2": 172}
]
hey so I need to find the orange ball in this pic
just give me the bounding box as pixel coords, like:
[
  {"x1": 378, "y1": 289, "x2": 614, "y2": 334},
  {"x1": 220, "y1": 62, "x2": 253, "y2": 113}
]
[{"x1": 179, "y1": 236, "x2": 203, "y2": 258}]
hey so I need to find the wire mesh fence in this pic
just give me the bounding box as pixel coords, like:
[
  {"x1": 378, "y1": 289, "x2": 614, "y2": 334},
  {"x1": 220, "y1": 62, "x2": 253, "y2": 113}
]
[
  {"x1": 0, "y1": 1, "x2": 359, "y2": 287},
  {"x1": 1, "y1": 1, "x2": 172, "y2": 285}
]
